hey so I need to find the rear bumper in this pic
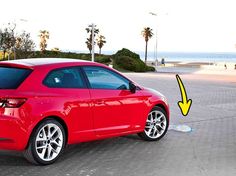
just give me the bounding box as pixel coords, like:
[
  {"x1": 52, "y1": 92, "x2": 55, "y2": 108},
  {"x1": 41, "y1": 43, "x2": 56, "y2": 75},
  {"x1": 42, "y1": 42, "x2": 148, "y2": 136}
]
[{"x1": 0, "y1": 114, "x2": 29, "y2": 151}]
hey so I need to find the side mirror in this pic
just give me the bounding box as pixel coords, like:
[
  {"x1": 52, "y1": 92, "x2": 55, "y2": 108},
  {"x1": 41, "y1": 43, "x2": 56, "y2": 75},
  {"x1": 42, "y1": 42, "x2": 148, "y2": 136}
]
[{"x1": 129, "y1": 82, "x2": 136, "y2": 93}]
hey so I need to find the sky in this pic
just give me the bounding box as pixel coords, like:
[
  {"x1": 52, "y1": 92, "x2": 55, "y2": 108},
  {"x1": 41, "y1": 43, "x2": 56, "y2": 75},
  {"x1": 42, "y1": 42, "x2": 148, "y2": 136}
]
[{"x1": 1, "y1": 0, "x2": 236, "y2": 53}]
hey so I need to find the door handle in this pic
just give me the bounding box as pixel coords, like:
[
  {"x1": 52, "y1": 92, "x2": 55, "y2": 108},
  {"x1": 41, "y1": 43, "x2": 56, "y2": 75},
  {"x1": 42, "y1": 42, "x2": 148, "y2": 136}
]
[{"x1": 96, "y1": 100, "x2": 105, "y2": 105}]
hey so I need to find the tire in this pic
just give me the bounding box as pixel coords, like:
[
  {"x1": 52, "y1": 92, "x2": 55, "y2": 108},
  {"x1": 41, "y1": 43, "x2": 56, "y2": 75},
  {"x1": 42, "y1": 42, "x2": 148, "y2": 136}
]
[
  {"x1": 138, "y1": 106, "x2": 169, "y2": 141},
  {"x1": 24, "y1": 118, "x2": 66, "y2": 165}
]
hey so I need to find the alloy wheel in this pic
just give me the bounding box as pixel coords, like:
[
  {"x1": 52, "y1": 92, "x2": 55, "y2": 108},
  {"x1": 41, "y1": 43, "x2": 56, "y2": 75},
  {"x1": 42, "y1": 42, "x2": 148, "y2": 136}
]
[
  {"x1": 144, "y1": 110, "x2": 167, "y2": 139},
  {"x1": 35, "y1": 123, "x2": 63, "y2": 161}
]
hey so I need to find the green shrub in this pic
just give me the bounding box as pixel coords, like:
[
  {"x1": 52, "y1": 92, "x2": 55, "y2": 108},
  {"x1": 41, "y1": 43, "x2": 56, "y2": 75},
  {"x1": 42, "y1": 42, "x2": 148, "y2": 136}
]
[
  {"x1": 95, "y1": 56, "x2": 111, "y2": 64},
  {"x1": 112, "y1": 48, "x2": 155, "y2": 72},
  {"x1": 80, "y1": 54, "x2": 90, "y2": 60},
  {"x1": 24, "y1": 51, "x2": 111, "y2": 63},
  {"x1": 114, "y1": 48, "x2": 140, "y2": 60},
  {"x1": 146, "y1": 66, "x2": 155, "y2": 71},
  {"x1": 114, "y1": 56, "x2": 147, "y2": 72}
]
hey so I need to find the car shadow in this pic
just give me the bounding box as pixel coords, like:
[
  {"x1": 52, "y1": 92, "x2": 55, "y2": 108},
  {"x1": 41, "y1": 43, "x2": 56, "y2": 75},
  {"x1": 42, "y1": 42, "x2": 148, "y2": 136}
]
[
  {"x1": 121, "y1": 134, "x2": 143, "y2": 140},
  {"x1": 0, "y1": 150, "x2": 31, "y2": 166},
  {"x1": 0, "y1": 135, "x2": 144, "y2": 166},
  {"x1": 59, "y1": 134, "x2": 144, "y2": 160}
]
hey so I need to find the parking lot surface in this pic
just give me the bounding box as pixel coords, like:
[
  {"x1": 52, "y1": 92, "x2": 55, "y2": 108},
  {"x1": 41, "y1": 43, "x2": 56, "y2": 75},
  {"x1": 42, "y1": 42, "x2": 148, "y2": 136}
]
[{"x1": 1, "y1": 72, "x2": 236, "y2": 176}]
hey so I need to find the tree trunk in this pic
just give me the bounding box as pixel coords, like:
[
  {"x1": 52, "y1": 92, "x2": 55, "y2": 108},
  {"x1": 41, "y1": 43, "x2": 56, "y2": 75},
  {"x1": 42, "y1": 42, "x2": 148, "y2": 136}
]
[
  {"x1": 145, "y1": 41, "x2": 148, "y2": 64},
  {"x1": 3, "y1": 50, "x2": 6, "y2": 60},
  {"x1": 14, "y1": 49, "x2": 16, "y2": 60},
  {"x1": 99, "y1": 48, "x2": 101, "y2": 55}
]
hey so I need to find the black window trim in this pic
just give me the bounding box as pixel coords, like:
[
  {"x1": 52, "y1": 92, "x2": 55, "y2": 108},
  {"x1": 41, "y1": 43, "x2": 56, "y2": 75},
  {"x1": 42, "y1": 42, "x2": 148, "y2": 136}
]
[{"x1": 42, "y1": 66, "x2": 88, "y2": 89}]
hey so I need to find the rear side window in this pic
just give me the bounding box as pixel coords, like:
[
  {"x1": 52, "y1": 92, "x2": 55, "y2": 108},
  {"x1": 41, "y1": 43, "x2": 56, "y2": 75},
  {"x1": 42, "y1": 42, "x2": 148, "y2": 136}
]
[
  {"x1": 43, "y1": 67, "x2": 85, "y2": 88},
  {"x1": 0, "y1": 67, "x2": 32, "y2": 89}
]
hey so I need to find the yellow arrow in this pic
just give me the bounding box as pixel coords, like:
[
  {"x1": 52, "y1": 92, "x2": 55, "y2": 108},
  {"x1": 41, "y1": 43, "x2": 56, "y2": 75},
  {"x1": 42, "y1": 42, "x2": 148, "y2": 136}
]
[{"x1": 176, "y1": 74, "x2": 192, "y2": 116}]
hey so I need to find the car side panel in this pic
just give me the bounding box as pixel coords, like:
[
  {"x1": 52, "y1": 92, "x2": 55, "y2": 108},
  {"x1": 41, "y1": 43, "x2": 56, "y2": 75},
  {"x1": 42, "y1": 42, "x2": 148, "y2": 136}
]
[
  {"x1": 18, "y1": 65, "x2": 96, "y2": 144},
  {"x1": 89, "y1": 89, "x2": 131, "y2": 135},
  {"x1": 138, "y1": 90, "x2": 170, "y2": 130},
  {"x1": 27, "y1": 88, "x2": 95, "y2": 144}
]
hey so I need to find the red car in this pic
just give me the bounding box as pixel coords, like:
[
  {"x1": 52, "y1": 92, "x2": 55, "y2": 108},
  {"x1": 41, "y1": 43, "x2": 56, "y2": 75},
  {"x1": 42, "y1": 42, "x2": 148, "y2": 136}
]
[{"x1": 0, "y1": 58, "x2": 169, "y2": 165}]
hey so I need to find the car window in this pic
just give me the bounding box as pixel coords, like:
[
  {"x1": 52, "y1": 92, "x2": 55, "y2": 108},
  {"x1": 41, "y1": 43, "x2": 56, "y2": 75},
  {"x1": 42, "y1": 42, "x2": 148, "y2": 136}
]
[
  {"x1": 0, "y1": 67, "x2": 32, "y2": 89},
  {"x1": 83, "y1": 66, "x2": 130, "y2": 90},
  {"x1": 43, "y1": 67, "x2": 85, "y2": 88}
]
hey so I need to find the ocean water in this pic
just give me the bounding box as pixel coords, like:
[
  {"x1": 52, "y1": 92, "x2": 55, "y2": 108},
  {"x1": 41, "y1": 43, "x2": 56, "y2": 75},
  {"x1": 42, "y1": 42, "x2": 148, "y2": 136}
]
[
  {"x1": 138, "y1": 51, "x2": 236, "y2": 63},
  {"x1": 65, "y1": 50, "x2": 236, "y2": 63}
]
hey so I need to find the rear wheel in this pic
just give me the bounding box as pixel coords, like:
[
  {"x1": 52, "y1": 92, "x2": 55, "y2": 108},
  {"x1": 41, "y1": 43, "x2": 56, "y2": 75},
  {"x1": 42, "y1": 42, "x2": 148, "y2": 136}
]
[
  {"x1": 24, "y1": 119, "x2": 66, "y2": 165},
  {"x1": 138, "y1": 106, "x2": 169, "y2": 141}
]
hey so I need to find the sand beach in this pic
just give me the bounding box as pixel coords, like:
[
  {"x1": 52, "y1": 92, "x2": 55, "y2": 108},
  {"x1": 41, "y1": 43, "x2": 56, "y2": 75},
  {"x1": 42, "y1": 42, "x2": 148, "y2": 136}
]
[{"x1": 147, "y1": 60, "x2": 236, "y2": 76}]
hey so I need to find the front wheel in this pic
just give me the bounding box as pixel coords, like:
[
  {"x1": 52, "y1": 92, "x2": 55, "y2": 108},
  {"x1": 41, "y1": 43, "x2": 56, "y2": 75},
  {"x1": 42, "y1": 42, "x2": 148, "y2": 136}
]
[
  {"x1": 138, "y1": 106, "x2": 169, "y2": 141},
  {"x1": 24, "y1": 119, "x2": 66, "y2": 165}
]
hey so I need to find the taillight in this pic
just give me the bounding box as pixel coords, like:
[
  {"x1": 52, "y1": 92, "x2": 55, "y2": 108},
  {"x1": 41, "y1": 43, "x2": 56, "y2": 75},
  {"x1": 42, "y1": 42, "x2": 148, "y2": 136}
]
[{"x1": 0, "y1": 98, "x2": 27, "y2": 108}]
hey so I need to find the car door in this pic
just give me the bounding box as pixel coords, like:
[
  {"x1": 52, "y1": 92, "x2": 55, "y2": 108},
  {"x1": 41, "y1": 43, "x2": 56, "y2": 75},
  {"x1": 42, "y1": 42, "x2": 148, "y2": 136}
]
[{"x1": 82, "y1": 66, "x2": 146, "y2": 136}]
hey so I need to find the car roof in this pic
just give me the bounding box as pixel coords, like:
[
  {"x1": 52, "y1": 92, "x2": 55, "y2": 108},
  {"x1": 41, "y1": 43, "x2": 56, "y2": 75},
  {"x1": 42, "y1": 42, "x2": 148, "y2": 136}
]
[
  {"x1": 1, "y1": 58, "x2": 90, "y2": 66},
  {"x1": 0, "y1": 58, "x2": 98, "y2": 68}
]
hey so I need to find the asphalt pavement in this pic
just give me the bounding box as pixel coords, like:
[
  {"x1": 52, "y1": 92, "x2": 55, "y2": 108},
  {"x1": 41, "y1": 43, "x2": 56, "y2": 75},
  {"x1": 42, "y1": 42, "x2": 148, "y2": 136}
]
[{"x1": 1, "y1": 72, "x2": 236, "y2": 176}]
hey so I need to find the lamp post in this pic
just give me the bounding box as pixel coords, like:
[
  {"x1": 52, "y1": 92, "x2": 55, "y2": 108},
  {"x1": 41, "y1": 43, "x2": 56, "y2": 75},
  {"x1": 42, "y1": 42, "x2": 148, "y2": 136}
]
[
  {"x1": 149, "y1": 12, "x2": 158, "y2": 69},
  {"x1": 89, "y1": 23, "x2": 95, "y2": 62}
]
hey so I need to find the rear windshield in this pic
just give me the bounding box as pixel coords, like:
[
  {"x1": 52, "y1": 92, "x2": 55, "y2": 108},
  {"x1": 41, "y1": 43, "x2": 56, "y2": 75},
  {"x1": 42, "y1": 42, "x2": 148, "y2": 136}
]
[{"x1": 0, "y1": 67, "x2": 32, "y2": 89}]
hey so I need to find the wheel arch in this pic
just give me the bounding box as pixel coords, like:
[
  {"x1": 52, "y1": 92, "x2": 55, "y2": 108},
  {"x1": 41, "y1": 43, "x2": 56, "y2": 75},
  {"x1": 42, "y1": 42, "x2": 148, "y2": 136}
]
[
  {"x1": 25, "y1": 115, "x2": 69, "y2": 149},
  {"x1": 155, "y1": 104, "x2": 166, "y2": 112},
  {"x1": 154, "y1": 103, "x2": 170, "y2": 120}
]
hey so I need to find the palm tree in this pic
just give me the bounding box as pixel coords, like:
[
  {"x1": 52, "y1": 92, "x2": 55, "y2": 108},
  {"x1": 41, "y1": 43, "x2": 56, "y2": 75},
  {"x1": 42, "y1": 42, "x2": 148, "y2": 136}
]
[
  {"x1": 39, "y1": 30, "x2": 49, "y2": 53},
  {"x1": 85, "y1": 38, "x2": 92, "y2": 54},
  {"x1": 85, "y1": 26, "x2": 99, "y2": 53},
  {"x1": 142, "y1": 27, "x2": 153, "y2": 64},
  {"x1": 96, "y1": 35, "x2": 106, "y2": 54}
]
